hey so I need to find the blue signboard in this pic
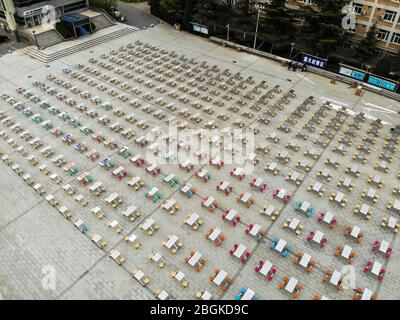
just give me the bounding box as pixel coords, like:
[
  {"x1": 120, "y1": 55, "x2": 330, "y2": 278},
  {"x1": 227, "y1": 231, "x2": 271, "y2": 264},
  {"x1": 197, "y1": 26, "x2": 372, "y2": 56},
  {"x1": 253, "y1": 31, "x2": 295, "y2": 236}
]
[
  {"x1": 301, "y1": 53, "x2": 327, "y2": 69},
  {"x1": 350, "y1": 70, "x2": 366, "y2": 81},
  {"x1": 368, "y1": 76, "x2": 397, "y2": 92}
]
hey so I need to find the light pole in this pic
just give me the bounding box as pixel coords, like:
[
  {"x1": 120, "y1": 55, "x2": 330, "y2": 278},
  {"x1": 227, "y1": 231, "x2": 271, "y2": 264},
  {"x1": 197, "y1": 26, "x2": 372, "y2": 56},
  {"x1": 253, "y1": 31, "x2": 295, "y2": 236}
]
[
  {"x1": 226, "y1": 24, "x2": 230, "y2": 42},
  {"x1": 289, "y1": 42, "x2": 295, "y2": 59},
  {"x1": 253, "y1": 8, "x2": 260, "y2": 50},
  {"x1": 32, "y1": 30, "x2": 40, "y2": 50}
]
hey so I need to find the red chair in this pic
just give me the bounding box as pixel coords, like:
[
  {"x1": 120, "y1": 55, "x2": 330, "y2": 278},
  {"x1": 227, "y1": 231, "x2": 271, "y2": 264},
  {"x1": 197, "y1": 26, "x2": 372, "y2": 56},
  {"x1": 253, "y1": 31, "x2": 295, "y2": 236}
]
[
  {"x1": 229, "y1": 250, "x2": 234, "y2": 255},
  {"x1": 267, "y1": 275, "x2": 273, "y2": 281}
]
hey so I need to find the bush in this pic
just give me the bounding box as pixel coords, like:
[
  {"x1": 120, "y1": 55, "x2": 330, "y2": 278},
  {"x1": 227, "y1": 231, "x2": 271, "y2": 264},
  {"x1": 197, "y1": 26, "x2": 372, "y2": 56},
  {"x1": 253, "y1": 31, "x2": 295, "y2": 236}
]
[
  {"x1": 89, "y1": 0, "x2": 117, "y2": 14},
  {"x1": 55, "y1": 22, "x2": 73, "y2": 39}
]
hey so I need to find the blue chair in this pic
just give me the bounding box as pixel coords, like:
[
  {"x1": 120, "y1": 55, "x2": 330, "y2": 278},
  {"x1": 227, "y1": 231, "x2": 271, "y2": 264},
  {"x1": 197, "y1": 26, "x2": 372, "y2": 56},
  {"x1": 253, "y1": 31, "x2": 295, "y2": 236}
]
[
  {"x1": 286, "y1": 245, "x2": 292, "y2": 252},
  {"x1": 240, "y1": 288, "x2": 247, "y2": 293},
  {"x1": 281, "y1": 251, "x2": 288, "y2": 257},
  {"x1": 270, "y1": 243, "x2": 276, "y2": 250},
  {"x1": 235, "y1": 295, "x2": 241, "y2": 300}
]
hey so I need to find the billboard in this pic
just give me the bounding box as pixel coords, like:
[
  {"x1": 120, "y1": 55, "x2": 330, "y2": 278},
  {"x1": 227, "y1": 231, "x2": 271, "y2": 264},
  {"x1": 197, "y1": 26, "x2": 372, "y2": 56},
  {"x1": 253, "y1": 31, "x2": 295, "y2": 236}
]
[
  {"x1": 367, "y1": 76, "x2": 397, "y2": 92},
  {"x1": 301, "y1": 53, "x2": 327, "y2": 69},
  {"x1": 191, "y1": 22, "x2": 208, "y2": 35},
  {"x1": 339, "y1": 64, "x2": 398, "y2": 92}
]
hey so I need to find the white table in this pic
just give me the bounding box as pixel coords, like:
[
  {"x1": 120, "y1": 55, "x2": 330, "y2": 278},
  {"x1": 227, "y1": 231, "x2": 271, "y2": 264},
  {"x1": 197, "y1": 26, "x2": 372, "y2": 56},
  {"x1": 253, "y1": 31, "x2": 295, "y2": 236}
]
[
  {"x1": 208, "y1": 228, "x2": 221, "y2": 241},
  {"x1": 112, "y1": 166, "x2": 125, "y2": 176},
  {"x1": 313, "y1": 182, "x2": 322, "y2": 192},
  {"x1": 289, "y1": 218, "x2": 300, "y2": 231},
  {"x1": 233, "y1": 244, "x2": 246, "y2": 258},
  {"x1": 299, "y1": 253, "x2": 311, "y2": 268},
  {"x1": 259, "y1": 261, "x2": 273, "y2": 276},
  {"x1": 350, "y1": 225, "x2": 361, "y2": 238},
  {"x1": 141, "y1": 218, "x2": 155, "y2": 231},
  {"x1": 165, "y1": 235, "x2": 178, "y2": 249},
  {"x1": 361, "y1": 288, "x2": 373, "y2": 300},
  {"x1": 219, "y1": 181, "x2": 230, "y2": 191},
  {"x1": 134, "y1": 270, "x2": 144, "y2": 282},
  {"x1": 204, "y1": 197, "x2": 215, "y2": 207},
  {"x1": 330, "y1": 270, "x2": 342, "y2": 286},
  {"x1": 285, "y1": 277, "x2": 298, "y2": 293},
  {"x1": 213, "y1": 270, "x2": 228, "y2": 286},
  {"x1": 312, "y1": 231, "x2": 324, "y2": 244},
  {"x1": 388, "y1": 217, "x2": 397, "y2": 229},
  {"x1": 300, "y1": 201, "x2": 310, "y2": 212},
  {"x1": 323, "y1": 212, "x2": 334, "y2": 224},
  {"x1": 341, "y1": 245, "x2": 352, "y2": 259},
  {"x1": 89, "y1": 181, "x2": 103, "y2": 192},
  {"x1": 122, "y1": 206, "x2": 137, "y2": 218},
  {"x1": 262, "y1": 205, "x2": 275, "y2": 217},
  {"x1": 379, "y1": 240, "x2": 389, "y2": 254},
  {"x1": 334, "y1": 192, "x2": 344, "y2": 203},
  {"x1": 249, "y1": 224, "x2": 261, "y2": 237},
  {"x1": 240, "y1": 193, "x2": 252, "y2": 203},
  {"x1": 393, "y1": 200, "x2": 400, "y2": 212},
  {"x1": 197, "y1": 169, "x2": 208, "y2": 178},
  {"x1": 186, "y1": 213, "x2": 199, "y2": 226},
  {"x1": 147, "y1": 187, "x2": 158, "y2": 197},
  {"x1": 360, "y1": 204, "x2": 370, "y2": 215},
  {"x1": 163, "y1": 198, "x2": 176, "y2": 210},
  {"x1": 157, "y1": 290, "x2": 169, "y2": 300},
  {"x1": 277, "y1": 189, "x2": 287, "y2": 199},
  {"x1": 275, "y1": 239, "x2": 287, "y2": 252},
  {"x1": 371, "y1": 262, "x2": 382, "y2": 276},
  {"x1": 188, "y1": 251, "x2": 202, "y2": 266},
  {"x1": 105, "y1": 193, "x2": 119, "y2": 204},
  {"x1": 174, "y1": 271, "x2": 185, "y2": 282},
  {"x1": 241, "y1": 288, "x2": 255, "y2": 300},
  {"x1": 151, "y1": 252, "x2": 162, "y2": 262},
  {"x1": 225, "y1": 209, "x2": 237, "y2": 221},
  {"x1": 201, "y1": 291, "x2": 212, "y2": 300}
]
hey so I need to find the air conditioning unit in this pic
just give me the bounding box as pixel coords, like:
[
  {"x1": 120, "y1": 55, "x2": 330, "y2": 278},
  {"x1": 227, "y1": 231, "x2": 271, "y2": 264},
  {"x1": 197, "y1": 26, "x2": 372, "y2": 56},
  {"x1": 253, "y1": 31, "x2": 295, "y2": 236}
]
[
  {"x1": 379, "y1": 15, "x2": 384, "y2": 20},
  {"x1": 361, "y1": 10, "x2": 366, "y2": 15}
]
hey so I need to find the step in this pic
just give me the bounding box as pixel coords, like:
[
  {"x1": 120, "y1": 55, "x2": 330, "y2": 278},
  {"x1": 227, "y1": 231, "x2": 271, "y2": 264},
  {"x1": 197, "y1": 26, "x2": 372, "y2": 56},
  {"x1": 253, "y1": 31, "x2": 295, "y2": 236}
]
[{"x1": 20, "y1": 27, "x2": 137, "y2": 63}]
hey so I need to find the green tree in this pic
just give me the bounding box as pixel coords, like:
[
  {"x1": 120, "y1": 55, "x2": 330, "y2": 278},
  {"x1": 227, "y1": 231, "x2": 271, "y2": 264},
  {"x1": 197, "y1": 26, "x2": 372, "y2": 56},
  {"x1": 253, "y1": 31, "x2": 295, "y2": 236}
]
[
  {"x1": 297, "y1": 0, "x2": 351, "y2": 57},
  {"x1": 373, "y1": 53, "x2": 400, "y2": 78},
  {"x1": 259, "y1": 0, "x2": 297, "y2": 54},
  {"x1": 354, "y1": 23, "x2": 378, "y2": 64},
  {"x1": 160, "y1": 0, "x2": 185, "y2": 22},
  {"x1": 226, "y1": 0, "x2": 256, "y2": 33},
  {"x1": 192, "y1": 0, "x2": 231, "y2": 26}
]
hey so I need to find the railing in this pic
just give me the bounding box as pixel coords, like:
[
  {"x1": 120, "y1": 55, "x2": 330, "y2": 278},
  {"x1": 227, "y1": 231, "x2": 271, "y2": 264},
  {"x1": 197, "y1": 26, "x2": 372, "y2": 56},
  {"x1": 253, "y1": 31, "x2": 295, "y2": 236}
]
[{"x1": 101, "y1": 9, "x2": 116, "y2": 25}]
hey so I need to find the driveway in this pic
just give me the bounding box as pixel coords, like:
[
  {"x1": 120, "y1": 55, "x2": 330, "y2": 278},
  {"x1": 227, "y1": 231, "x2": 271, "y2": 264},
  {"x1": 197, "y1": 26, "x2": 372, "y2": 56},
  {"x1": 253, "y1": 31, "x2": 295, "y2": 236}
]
[{"x1": 117, "y1": 1, "x2": 160, "y2": 29}]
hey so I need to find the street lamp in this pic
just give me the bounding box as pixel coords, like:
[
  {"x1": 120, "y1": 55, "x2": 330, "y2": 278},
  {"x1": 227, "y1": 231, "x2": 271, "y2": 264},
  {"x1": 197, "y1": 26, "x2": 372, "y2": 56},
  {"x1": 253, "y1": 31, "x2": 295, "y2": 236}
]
[
  {"x1": 32, "y1": 30, "x2": 40, "y2": 50},
  {"x1": 289, "y1": 43, "x2": 295, "y2": 59},
  {"x1": 226, "y1": 24, "x2": 230, "y2": 42},
  {"x1": 253, "y1": 7, "x2": 260, "y2": 50}
]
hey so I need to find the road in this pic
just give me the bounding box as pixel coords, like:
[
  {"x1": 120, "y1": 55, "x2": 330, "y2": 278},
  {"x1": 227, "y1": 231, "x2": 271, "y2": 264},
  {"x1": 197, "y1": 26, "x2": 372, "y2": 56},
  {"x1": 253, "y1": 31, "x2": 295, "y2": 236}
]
[{"x1": 117, "y1": 1, "x2": 160, "y2": 29}]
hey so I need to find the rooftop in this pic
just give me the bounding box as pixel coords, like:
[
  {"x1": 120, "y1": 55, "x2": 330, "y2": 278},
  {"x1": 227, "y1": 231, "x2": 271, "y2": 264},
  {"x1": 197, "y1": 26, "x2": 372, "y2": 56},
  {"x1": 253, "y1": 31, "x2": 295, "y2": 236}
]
[{"x1": 0, "y1": 24, "x2": 399, "y2": 300}]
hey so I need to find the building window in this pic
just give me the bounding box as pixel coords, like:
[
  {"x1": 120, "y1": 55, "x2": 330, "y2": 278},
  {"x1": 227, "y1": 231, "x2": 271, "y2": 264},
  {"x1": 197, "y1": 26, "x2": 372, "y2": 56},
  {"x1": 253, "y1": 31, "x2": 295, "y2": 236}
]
[
  {"x1": 382, "y1": 10, "x2": 397, "y2": 22},
  {"x1": 377, "y1": 29, "x2": 390, "y2": 41},
  {"x1": 391, "y1": 33, "x2": 400, "y2": 44},
  {"x1": 352, "y1": 3, "x2": 363, "y2": 15}
]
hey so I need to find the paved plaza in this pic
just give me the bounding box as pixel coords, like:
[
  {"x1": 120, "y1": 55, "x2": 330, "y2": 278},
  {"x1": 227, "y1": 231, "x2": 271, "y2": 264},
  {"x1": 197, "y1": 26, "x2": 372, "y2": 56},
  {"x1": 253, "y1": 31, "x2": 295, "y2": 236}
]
[{"x1": 0, "y1": 24, "x2": 400, "y2": 300}]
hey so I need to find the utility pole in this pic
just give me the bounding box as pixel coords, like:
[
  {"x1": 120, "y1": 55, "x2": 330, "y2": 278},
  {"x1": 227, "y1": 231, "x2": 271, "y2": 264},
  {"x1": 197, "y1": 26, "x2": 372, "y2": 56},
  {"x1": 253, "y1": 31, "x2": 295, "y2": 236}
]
[
  {"x1": 253, "y1": 8, "x2": 260, "y2": 50},
  {"x1": 2, "y1": 0, "x2": 19, "y2": 42},
  {"x1": 289, "y1": 42, "x2": 295, "y2": 59}
]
